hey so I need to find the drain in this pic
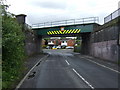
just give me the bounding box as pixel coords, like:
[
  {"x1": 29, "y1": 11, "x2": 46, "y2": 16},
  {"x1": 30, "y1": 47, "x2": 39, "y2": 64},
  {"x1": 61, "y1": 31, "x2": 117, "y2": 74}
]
[
  {"x1": 36, "y1": 61, "x2": 41, "y2": 66},
  {"x1": 28, "y1": 72, "x2": 36, "y2": 79}
]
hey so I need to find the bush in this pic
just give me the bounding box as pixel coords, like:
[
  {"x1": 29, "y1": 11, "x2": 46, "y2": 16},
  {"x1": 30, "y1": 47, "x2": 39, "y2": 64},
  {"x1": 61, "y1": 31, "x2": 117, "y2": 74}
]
[
  {"x1": 74, "y1": 45, "x2": 81, "y2": 53},
  {"x1": 42, "y1": 45, "x2": 47, "y2": 49},
  {"x1": 2, "y1": 5, "x2": 25, "y2": 89}
]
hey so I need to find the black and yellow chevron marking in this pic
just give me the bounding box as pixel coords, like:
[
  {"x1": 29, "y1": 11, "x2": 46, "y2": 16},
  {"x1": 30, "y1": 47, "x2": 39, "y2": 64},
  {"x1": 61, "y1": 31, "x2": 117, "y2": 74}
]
[{"x1": 47, "y1": 29, "x2": 81, "y2": 35}]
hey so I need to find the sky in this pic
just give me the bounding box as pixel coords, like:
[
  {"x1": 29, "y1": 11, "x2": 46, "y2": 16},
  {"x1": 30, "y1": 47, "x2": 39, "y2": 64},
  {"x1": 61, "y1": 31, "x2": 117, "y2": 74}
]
[{"x1": 6, "y1": 0, "x2": 120, "y2": 25}]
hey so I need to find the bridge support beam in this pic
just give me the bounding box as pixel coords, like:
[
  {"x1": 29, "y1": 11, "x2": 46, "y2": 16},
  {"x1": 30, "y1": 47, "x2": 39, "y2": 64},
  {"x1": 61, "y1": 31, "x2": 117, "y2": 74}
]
[
  {"x1": 118, "y1": 17, "x2": 120, "y2": 65},
  {"x1": 81, "y1": 33, "x2": 91, "y2": 55},
  {"x1": 16, "y1": 14, "x2": 43, "y2": 56},
  {"x1": 36, "y1": 35, "x2": 43, "y2": 53}
]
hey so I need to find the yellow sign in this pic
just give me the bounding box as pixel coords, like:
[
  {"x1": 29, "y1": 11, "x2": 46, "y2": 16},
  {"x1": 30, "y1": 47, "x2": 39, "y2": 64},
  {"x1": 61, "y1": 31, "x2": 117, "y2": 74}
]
[{"x1": 47, "y1": 29, "x2": 81, "y2": 35}]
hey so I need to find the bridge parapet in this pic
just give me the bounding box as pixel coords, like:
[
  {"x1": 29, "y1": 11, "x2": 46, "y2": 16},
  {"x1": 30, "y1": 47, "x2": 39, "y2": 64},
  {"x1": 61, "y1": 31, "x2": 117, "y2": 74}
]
[
  {"x1": 32, "y1": 17, "x2": 99, "y2": 29},
  {"x1": 104, "y1": 8, "x2": 120, "y2": 23}
]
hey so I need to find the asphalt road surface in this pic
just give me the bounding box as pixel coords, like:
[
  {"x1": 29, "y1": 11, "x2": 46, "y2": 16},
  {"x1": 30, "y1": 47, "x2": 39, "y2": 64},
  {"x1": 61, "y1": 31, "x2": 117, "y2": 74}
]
[{"x1": 19, "y1": 49, "x2": 119, "y2": 89}]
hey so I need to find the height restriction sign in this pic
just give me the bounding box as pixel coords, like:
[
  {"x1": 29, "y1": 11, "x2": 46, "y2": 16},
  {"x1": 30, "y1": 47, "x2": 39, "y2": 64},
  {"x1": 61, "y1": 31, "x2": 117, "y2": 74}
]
[{"x1": 61, "y1": 27, "x2": 64, "y2": 32}]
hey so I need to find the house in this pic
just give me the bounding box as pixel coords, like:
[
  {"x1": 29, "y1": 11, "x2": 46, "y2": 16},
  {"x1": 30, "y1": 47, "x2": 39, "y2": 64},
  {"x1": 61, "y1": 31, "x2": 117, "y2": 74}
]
[
  {"x1": 61, "y1": 39, "x2": 75, "y2": 46},
  {"x1": 42, "y1": 38, "x2": 75, "y2": 47}
]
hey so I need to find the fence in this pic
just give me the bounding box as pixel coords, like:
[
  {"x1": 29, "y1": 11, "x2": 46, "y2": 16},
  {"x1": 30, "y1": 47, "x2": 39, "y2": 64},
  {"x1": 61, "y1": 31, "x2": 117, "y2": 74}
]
[
  {"x1": 104, "y1": 8, "x2": 120, "y2": 23},
  {"x1": 32, "y1": 17, "x2": 99, "y2": 28}
]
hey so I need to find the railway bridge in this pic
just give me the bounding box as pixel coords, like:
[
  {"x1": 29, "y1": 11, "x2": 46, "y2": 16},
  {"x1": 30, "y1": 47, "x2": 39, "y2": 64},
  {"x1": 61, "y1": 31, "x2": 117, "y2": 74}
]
[{"x1": 16, "y1": 8, "x2": 120, "y2": 63}]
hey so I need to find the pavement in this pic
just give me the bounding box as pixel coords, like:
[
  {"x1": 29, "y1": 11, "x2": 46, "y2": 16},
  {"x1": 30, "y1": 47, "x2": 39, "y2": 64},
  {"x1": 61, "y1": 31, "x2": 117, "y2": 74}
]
[{"x1": 16, "y1": 49, "x2": 120, "y2": 89}]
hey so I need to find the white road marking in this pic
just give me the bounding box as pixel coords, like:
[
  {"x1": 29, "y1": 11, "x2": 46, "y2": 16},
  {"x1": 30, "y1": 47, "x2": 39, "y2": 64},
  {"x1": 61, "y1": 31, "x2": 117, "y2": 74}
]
[
  {"x1": 72, "y1": 68, "x2": 94, "y2": 89},
  {"x1": 81, "y1": 57, "x2": 120, "y2": 74},
  {"x1": 65, "y1": 60, "x2": 70, "y2": 65},
  {"x1": 15, "y1": 55, "x2": 49, "y2": 90}
]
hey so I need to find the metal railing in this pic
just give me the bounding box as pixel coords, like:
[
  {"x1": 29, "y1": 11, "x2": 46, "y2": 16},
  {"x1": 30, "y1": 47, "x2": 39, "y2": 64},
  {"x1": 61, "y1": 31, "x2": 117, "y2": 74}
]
[
  {"x1": 25, "y1": 24, "x2": 32, "y2": 30},
  {"x1": 32, "y1": 17, "x2": 99, "y2": 28},
  {"x1": 104, "y1": 8, "x2": 120, "y2": 23}
]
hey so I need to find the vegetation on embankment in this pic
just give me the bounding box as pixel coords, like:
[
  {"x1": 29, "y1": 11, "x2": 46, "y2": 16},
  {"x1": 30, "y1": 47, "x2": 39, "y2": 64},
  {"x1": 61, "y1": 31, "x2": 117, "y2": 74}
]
[
  {"x1": 74, "y1": 45, "x2": 81, "y2": 53},
  {"x1": 2, "y1": 4, "x2": 26, "y2": 89},
  {"x1": 74, "y1": 39, "x2": 82, "y2": 53}
]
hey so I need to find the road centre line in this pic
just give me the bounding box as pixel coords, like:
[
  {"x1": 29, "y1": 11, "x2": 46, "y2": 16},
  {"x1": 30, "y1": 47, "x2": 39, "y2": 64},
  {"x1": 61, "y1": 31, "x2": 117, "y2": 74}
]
[
  {"x1": 65, "y1": 60, "x2": 70, "y2": 65},
  {"x1": 81, "y1": 57, "x2": 120, "y2": 74},
  {"x1": 72, "y1": 68, "x2": 94, "y2": 89}
]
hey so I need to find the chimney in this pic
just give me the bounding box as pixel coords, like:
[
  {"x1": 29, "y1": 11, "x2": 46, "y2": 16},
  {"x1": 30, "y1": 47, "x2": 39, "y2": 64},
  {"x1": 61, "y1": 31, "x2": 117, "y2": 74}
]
[{"x1": 16, "y1": 14, "x2": 26, "y2": 30}]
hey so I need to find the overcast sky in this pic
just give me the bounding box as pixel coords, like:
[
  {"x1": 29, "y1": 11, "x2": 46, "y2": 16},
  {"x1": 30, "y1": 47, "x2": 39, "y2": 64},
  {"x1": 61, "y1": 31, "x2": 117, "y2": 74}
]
[{"x1": 6, "y1": 0, "x2": 119, "y2": 25}]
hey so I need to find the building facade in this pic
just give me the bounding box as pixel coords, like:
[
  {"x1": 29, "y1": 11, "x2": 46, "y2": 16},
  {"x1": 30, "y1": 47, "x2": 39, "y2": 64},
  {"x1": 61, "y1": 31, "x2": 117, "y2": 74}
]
[{"x1": 42, "y1": 38, "x2": 75, "y2": 47}]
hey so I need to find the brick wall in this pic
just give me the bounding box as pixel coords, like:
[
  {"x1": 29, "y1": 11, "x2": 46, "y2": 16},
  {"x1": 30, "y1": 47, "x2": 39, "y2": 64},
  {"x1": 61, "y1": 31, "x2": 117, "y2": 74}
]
[{"x1": 67, "y1": 40, "x2": 75, "y2": 46}]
